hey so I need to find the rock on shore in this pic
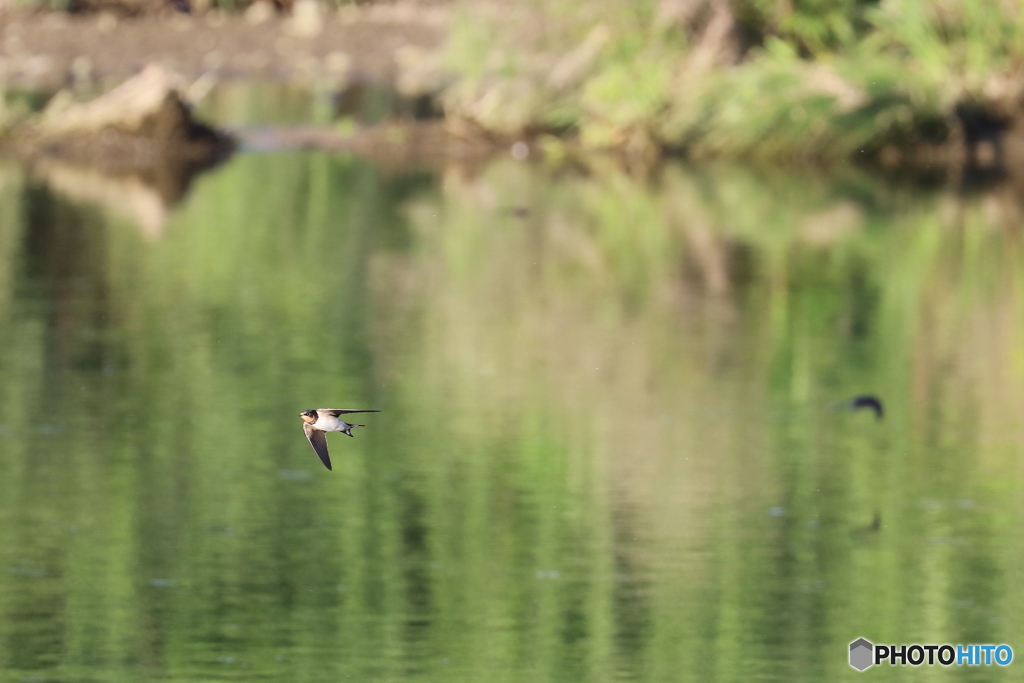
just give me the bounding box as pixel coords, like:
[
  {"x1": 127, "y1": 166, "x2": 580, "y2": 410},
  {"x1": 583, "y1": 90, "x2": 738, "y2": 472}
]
[{"x1": 16, "y1": 64, "x2": 232, "y2": 172}]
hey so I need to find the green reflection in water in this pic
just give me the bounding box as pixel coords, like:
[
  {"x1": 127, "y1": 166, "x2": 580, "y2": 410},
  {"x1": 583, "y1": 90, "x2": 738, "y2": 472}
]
[{"x1": 0, "y1": 152, "x2": 1022, "y2": 682}]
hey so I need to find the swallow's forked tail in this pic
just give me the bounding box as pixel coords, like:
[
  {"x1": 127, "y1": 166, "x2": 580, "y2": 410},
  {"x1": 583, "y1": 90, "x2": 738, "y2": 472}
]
[{"x1": 342, "y1": 423, "x2": 365, "y2": 437}]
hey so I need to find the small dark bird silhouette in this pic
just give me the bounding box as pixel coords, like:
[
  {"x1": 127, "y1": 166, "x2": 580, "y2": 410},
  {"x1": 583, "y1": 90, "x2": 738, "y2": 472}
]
[{"x1": 834, "y1": 394, "x2": 884, "y2": 420}]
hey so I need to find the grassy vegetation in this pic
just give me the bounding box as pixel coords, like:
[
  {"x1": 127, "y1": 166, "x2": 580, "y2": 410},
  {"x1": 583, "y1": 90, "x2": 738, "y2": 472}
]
[{"x1": 444, "y1": 0, "x2": 1024, "y2": 162}]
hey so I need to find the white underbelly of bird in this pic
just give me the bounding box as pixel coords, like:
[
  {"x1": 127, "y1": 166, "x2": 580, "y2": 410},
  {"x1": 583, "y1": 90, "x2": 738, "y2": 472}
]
[{"x1": 313, "y1": 415, "x2": 347, "y2": 431}]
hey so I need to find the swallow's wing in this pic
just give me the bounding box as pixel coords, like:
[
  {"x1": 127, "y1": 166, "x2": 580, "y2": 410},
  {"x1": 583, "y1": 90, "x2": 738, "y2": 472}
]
[
  {"x1": 829, "y1": 395, "x2": 884, "y2": 420},
  {"x1": 318, "y1": 409, "x2": 381, "y2": 417},
  {"x1": 304, "y1": 422, "x2": 332, "y2": 470},
  {"x1": 850, "y1": 395, "x2": 884, "y2": 420}
]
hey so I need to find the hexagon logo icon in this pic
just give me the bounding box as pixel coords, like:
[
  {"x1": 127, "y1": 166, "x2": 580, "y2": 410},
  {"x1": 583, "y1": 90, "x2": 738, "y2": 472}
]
[{"x1": 850, "y1": 638, "x2": 874, "y2": 671}]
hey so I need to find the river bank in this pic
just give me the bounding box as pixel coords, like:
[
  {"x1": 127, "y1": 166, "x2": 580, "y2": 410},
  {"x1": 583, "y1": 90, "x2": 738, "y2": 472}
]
[
  {"x1": 0, "y1": 2, "x2": 445, "y2": 91},
  {"x1": 3, "y1": 0, "x2": 1024, "y2": 182}
]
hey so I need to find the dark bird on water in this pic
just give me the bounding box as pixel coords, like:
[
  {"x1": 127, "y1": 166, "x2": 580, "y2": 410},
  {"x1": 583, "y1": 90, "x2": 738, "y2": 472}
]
[
  {"x1": 299, "y1": 408, "x2": 380, "y2": 471},
  {"x1": 834, "y1": 394, "x2": 884, "y2": 420}
]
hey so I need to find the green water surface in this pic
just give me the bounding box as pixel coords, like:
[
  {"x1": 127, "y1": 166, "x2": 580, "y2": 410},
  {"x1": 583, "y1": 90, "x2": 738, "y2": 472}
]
[{"x1": 0, "y1": 145, "x2": 1022, "y2": 682}]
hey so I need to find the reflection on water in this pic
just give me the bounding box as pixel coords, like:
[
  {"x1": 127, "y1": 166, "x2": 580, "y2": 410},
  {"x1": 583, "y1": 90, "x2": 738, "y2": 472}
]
[
  {"x1": 28, "y1": 160, "x2": 175, "y2": 239},
  {"x1": 0, "y1": 148, "x2": 1023, "y2": 682}
]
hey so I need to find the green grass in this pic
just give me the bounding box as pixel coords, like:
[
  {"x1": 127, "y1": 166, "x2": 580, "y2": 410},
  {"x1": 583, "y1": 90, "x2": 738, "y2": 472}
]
[{"x1": 444, "y1": 0, "x2": 1024, "y2": 162}]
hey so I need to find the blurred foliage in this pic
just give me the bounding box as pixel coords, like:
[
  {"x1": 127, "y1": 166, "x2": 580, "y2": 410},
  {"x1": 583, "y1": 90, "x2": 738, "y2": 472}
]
[
  {"x1": 3, "y1": 148, "x2": 1024, "y2": 680},
  {"x1": 740, "y1": 0, "x2": 878, "y2": 54},
  {"x1": 445, "y1": 0, "x2": 1024, "y2": 160}
]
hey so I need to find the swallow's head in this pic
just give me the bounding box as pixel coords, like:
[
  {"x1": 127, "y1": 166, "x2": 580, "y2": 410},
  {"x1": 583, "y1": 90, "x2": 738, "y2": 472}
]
[{"x1": 300, "y1": 410, "x2": 317, "y2": 423}]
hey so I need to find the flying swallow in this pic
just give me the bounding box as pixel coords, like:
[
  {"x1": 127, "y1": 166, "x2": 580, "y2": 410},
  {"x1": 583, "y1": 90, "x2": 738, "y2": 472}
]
[
  {"x1": 832, "y1": 394, "x2": 884, "y2": 420},
  {"x1": 299, "y1": 408, "x2": 380, "y2": 470}
]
